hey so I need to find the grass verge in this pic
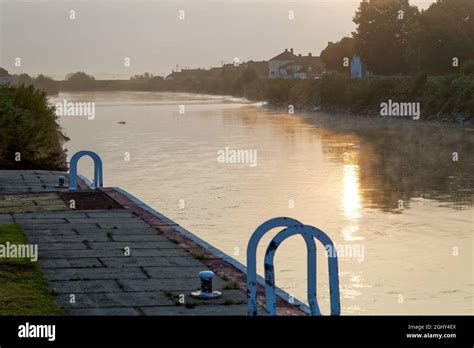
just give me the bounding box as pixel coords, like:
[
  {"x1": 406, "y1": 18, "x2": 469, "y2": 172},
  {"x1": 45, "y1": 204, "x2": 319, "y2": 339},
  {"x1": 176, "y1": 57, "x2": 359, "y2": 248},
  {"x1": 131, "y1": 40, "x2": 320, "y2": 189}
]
[{"x1": 0, "y1": 224, "x2": 63, "y2": 315}]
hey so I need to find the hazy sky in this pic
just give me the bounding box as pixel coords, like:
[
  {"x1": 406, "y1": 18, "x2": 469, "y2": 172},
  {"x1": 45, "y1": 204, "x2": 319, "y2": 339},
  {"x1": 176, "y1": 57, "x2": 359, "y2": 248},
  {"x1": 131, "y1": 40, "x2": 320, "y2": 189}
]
[{"x1": 0, "y1": 0, "x2": 436, "y2": 79}]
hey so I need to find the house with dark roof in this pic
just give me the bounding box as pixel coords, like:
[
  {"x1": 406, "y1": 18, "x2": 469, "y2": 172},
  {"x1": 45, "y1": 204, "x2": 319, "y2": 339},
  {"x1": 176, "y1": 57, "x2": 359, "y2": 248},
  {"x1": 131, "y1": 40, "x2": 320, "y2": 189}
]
[
  {"x1": 268, "y1": 49, "x2": 325, "y2": 79},
  {"x1": 0, "y1": 67, "x2": 11, "y2": 84},
  {"x1": 269, "y1": 48, "x2": 298, "y2": 79}
]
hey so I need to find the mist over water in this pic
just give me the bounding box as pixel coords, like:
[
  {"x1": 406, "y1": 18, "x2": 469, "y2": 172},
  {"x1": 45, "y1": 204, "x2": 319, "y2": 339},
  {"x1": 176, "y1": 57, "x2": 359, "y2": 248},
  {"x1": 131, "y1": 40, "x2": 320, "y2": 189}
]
[{"x1": 52, "y1": 91, "x2": 473, "y2": 315}]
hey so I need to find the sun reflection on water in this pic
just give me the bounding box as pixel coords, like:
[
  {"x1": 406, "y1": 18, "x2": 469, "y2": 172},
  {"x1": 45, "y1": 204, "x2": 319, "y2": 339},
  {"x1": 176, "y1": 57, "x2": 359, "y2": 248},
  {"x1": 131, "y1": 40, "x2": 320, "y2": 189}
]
[{"x1": 342, "y1": 164, "x2": 363, "y2": 241}]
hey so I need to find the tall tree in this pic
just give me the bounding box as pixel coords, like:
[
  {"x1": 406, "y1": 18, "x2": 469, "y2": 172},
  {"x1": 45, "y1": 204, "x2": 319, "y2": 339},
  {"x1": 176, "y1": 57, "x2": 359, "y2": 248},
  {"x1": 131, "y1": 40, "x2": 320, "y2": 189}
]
[
  {"x1": 353, "y1": 0, "x2": 419, "y2": 75},
  {"x1": 320, "y1": 37, "x2": 355, "y2": 74},
  {"x1": 64, "y1": 72, "x2": 96, "y2": 90},
  {"x1": 410, "y1": 0, "x2": 474, "y2": 74}
]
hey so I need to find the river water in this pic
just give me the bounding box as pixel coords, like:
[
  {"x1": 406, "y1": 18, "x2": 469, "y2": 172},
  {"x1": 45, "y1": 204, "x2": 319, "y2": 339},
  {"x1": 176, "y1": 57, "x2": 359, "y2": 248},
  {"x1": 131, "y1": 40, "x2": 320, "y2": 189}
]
[{"x1": 51, "y1": 91, "x2": 473, "y2": 315}]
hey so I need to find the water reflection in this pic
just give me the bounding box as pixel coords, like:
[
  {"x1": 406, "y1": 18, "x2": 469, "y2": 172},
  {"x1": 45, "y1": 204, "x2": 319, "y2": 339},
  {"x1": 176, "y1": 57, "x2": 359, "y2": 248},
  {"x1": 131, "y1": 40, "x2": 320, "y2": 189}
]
[
  {"x1": 302, "y1": 112, "x2": 474, "y2": 212},
  {"x1": 342, "y1": 165, "x2": 362, "y2": 220}
]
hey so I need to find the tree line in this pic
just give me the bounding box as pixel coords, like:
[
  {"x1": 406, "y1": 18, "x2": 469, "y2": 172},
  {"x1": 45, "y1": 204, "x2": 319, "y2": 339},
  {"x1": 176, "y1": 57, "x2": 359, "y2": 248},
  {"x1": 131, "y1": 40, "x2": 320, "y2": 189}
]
[{"x1": 320, "y1": 0, "x2": 474, "y2": 75}]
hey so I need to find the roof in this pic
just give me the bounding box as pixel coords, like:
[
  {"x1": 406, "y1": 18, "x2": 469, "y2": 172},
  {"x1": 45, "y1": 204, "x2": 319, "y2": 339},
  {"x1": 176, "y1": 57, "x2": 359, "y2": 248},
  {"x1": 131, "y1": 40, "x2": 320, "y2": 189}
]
[
  {"x1": 269, "y1": 50, "x2": 325, "y2": 69},
  {"x1": 298, "y1": 56, "x2": 324, "y2": 67},
  {"x1": 0, "y1": 67, "x2": 9, "y2": 76},
  {"x1": 269, "y1": 50, "x2": 299, "y2": 61}
]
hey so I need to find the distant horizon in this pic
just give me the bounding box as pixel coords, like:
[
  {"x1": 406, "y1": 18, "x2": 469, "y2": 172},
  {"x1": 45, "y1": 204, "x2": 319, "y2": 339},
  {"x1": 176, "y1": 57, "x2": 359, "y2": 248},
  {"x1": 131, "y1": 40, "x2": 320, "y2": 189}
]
[{"x1": 1, "y1": 0, "x2": 437, "y2": 80}]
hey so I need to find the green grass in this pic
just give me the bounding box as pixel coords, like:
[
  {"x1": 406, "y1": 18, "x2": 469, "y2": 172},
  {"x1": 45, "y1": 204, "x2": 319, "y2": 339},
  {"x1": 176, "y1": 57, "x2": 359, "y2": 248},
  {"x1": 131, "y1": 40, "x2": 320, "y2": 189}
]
[
  {"x1": 223, "y1": 298, "x2": 235, "y2": 306},
  {"x1": 190, "y1": 251, "x2": 208, "y2": 260},
  {"x1": 163, "y1": 290, "x2": 198, "y2": 308},
  {"x1": 0, "y1": 224, "x2": 63, "y2": 315},
  {"x1": 223, "y1": 281, "x2": 239, "y2": 290}
]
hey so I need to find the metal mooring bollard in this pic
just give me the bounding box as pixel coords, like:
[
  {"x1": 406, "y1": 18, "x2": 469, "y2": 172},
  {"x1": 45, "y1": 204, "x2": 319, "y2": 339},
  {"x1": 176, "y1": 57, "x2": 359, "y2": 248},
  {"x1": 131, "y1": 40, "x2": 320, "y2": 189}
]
[
  {"x1": 191, "y1": 271, "x2": 222, "y2": 299},
  {"x1": 55, "y1": 175, "x2": 67, "y2": 188}
]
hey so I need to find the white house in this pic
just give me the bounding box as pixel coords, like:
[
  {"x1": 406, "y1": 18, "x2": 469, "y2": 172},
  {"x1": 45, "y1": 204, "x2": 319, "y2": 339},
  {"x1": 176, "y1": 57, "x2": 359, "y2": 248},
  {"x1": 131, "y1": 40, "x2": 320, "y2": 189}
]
[
  {"x1": 0, "y1": 67, "x2": 11, "y2": 84},
  {"x1": 269, "y1": 48, "x2": 298, "y2": 78},
  {"x1": 269, "y1": 49, "x2": 325, "y2": 79}
]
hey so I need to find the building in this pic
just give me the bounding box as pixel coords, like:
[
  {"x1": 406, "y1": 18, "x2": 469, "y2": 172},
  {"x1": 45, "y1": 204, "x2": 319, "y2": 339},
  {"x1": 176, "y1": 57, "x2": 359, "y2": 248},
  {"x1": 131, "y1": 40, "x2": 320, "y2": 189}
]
[
  {"x1": 268, "y1": 49, "x2": 325, "y2": 79},
  {"x1": 165, "y1": 68, "x2": 207, "y2": 80},
  {"x1": 164, "y1": 49, "x2": 325, "y2": 81},
  {"x1": 350, "y1": 55, "x2": 371, "y2": 78},
  {"x1": 269, "y1": 48, "x2": 298, "y2": 78},
  {"x1": 0, "y1": 67, "x2": 11, "y2": 84}
]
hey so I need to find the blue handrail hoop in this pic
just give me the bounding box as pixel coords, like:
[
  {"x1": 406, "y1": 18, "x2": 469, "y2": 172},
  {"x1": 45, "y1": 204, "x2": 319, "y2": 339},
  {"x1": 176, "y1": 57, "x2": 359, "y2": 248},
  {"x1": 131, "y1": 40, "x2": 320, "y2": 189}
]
[
  {"x1": 246, "y1": 217, "x2": 320, "y2": 316},
  {"x1": 69, "y1": 150, "x2": 103, "y2": 191},
  {"x1": 247, "y1": 219, "x2": 341, "y2": 316}
]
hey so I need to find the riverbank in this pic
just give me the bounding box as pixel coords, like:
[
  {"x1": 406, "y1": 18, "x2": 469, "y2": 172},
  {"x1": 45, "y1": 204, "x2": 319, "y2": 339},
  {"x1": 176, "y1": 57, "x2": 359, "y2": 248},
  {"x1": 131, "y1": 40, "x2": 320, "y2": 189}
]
[
  {"x1": 261, "y1": 74, "x2": 474, "y2": 125},
  {"x1": 54, "y1": 73, "x2": 474, "y2": 125}
]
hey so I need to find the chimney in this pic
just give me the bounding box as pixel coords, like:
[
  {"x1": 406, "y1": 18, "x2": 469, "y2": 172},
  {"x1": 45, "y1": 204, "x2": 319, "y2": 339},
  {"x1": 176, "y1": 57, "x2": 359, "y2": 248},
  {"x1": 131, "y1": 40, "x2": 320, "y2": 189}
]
[
  {"x1": 285, "y1": 48, "x2": 288, "y2": 52},
  {"x1": 290, "y1": 48, "x2": 294, "y2": 54},
  {"x1": 298, "y1": 54, "x2": 302, "y2": 57},
  {"x1": 308, "y1": 52, "x2": 312, "y2": 57}
]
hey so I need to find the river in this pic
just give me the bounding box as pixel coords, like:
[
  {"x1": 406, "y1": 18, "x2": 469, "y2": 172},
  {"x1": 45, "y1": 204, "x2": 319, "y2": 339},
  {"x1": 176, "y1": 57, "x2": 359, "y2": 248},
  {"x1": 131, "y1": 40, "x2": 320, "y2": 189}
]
[{"x1": 51, "y1": 91, "x2": 473, "y2": 315}]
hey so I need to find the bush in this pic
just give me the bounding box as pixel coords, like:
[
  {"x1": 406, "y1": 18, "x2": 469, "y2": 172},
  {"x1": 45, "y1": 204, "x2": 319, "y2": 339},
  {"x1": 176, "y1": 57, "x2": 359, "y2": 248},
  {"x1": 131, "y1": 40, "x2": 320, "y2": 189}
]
[
  {"x1": 256, "y1": 73, "x2": 472, "y2": 121},
  {"x1": 462, "y1": 60, "x2": 474, "y2": 76},
  {"x1": 320, "y1": 74, "x2": 349, "y2": 106},
  {"x1": 264, "y1": 79, "x2": 293, "y2": 105},
  {"x1": 0, "y1": 84, "x2": 68, "y2": 170}
]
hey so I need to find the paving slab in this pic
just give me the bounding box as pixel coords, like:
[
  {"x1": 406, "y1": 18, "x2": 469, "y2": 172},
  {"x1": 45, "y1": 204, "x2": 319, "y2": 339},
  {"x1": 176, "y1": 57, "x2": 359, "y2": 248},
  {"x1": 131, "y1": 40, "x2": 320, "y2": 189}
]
[
  {"x1": 0, "y1": 213, "x2": 14, "y2": 223},
  {"x1": 79, "y1": 228, "x2": 162, "y2": 236},
  {"x1": 43, "y1": 268, "x2": 149, "y2": 281},
  {"x1": 38, "y1": 248, "x2": 189, "y2": 258},
  {"x1": 40, "y1": 258, "x2": 104, "y2": 269},
  {"x1": 13, "y1": 212, "x2": 89, "y2": 219},
  {"x1": 37, "y1": 242, "x2": 89, "y2": 251},
  {"x1": 119, "y1": 278, "x2": 228, "y2": 292},
  {"x1": 55, "y1": 292, "x2": 173, "y2": 308},
  {"x1": 28, "y1": 234, "x2": 111, "y2": 243},
  {"x1": 99, "y1": 256, "x2": 205, "y2": 268},
  {"x1": 21, "y1": 223, "x2": 100, "y2": 230},
  {"x1": 64, "y1": 307, "x2": 140, "y2": 316},
  {"x1": 142, "y1": 266, "x2": 206, "y2": 279},
  {"x1": 0, "y1": 170, "x2": 71, "y2": 193},
  {"x1": 141, "y1": 304, "x2": 248, "y2": 316},
  {"x1": 88, "y1": 241, "x2": 181, "y2": 250},
  {"x1": 49, "y1": 280, "x2": 123, "y2": 294},
  {"x1": 109, "y1": 233, "x2": 171, "y2": 240},
  {"x1": 0, "y1": 193, "x2": 69, "y2": 213}
]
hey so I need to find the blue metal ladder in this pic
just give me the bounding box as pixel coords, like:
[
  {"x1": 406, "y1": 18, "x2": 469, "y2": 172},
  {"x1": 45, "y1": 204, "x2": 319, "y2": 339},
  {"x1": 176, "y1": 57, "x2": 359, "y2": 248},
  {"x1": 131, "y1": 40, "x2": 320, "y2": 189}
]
[
  {"x1": 246, "y1": 217, "x2": 341, "y2": 316},
  {"x1": 68, "y1": 150, "x2": 104, "y2": 191}
]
